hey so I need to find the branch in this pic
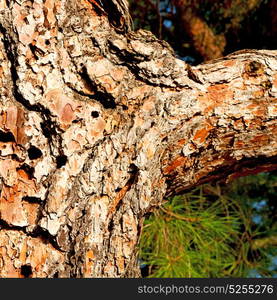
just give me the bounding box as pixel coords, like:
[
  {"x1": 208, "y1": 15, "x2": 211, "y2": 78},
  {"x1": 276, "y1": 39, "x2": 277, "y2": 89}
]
[{"x1": 252, "y1": 235, "x2": 277, "y2": 250}]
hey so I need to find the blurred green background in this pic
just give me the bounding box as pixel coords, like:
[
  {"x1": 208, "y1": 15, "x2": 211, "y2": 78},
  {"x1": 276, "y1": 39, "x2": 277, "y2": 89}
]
[{"x1": 129, "y1": 0, "x2": 277, "y2": 277}]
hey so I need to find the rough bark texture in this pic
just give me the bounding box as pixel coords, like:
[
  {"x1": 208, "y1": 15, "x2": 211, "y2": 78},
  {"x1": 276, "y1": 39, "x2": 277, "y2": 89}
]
[{"x1": 0, "y1": 0, "x2": 276, "y2": 278}]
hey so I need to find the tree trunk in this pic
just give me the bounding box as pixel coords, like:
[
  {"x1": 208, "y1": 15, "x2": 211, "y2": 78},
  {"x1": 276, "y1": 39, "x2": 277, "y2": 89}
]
[{"x1": 0, "y1": 0, "x2": 276, "y2": 278}]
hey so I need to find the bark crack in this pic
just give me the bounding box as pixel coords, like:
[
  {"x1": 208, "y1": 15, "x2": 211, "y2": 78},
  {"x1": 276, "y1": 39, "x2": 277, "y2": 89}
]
[
  {"x1": 0, "y1": 219, "x2": 61, "y2": 252},
  {"x1": 0, "y1": 25, "x2": 65, "y2": 162}
]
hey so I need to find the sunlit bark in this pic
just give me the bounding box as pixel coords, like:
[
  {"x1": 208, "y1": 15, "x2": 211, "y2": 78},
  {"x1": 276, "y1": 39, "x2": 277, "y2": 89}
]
[{"x1": 0, "y1": 0, "x2": 276, "y2": 277}]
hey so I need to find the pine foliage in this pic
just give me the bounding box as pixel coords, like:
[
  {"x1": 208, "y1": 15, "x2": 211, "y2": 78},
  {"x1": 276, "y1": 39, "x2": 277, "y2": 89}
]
[{"x1": 139, "y1": 173, "x2": 277, "y2": 277}]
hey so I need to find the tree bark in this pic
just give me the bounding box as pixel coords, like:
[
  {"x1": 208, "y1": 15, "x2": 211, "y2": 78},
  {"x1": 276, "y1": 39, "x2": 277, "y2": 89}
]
[{"x1": 0, "y1": 0, "x2": 276, "y2": 278}]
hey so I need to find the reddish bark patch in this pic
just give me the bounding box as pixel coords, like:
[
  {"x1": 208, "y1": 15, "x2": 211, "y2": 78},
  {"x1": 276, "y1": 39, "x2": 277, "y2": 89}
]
[
  {"x1": 246, "y1": 100, "x2": 267, "y2": 118},
  {"x1": 2, "y1": 106, "x2": 27, "y2": 145},
  {"x1": 163, "y1": 156, "x2": 188, "y2": 175},
  {"x1": 223, "y1": 60, "x2": 236, "y2": 68},
  {"x1": 193, "y1": 122, "x2": 214, "y2": 144},
  {"x1": 249, "y1": 134, "x2": 269, "y2": 146},
  {"x1": 208, "y1": 84, "x2": 231, "y2": 102},
  {"x1": 61, "y1": 103, "x2": 74, "y2": 124},
  {"x1": 199, "y1": 84, "x2": 233, "y2": 113},
  {"x1": 177, "y1": 139, "x2": 186, "y2": 146},
  {"x1": 273, "y1": 74, "x2": 277, "y2": 89},
  {"x1": 0, "y1": 167, "x2": 38, "y2": 226},
  {"x1": 228, "y1": 163, "x2": 277, "y2": 181},
  {"x1": 234, "y1": 140, "x2": 245, "y2": 149}
]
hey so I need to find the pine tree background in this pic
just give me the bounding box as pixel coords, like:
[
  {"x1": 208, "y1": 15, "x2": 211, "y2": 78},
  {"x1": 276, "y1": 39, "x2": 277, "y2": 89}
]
[
  {"x1": 139, "y1": 174, "x2": 277, "y2": 277},
  {"x1": 130, "y1": 0, "x2": 277, "y2": 278},
  {"x1": 129, "y1": 0, "x2": 277, "y2": 63}
]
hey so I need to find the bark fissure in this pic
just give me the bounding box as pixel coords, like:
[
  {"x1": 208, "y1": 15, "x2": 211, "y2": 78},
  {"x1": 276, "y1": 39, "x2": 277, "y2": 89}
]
[
  {"x1": 0, "y1": 23, "x2": 66, "y2": 163},
  {"x1": 0, "y1": 217, "x2": 61, "y2": 253}
]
